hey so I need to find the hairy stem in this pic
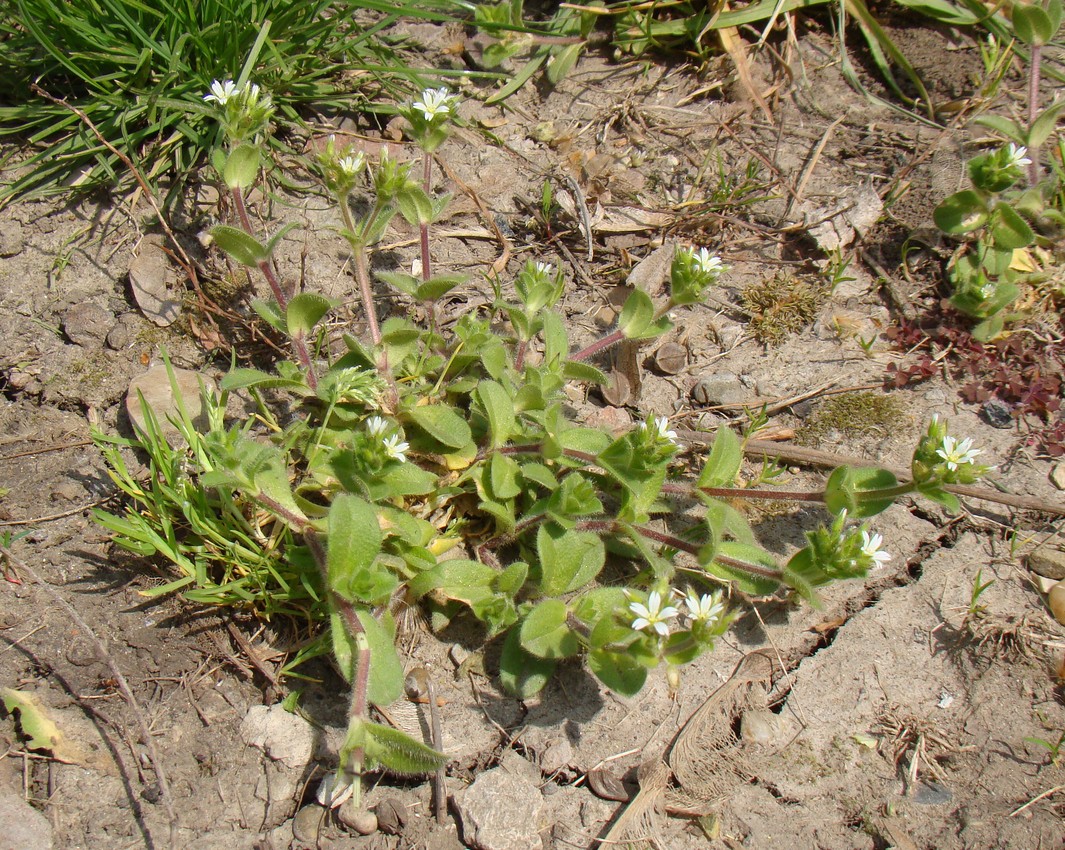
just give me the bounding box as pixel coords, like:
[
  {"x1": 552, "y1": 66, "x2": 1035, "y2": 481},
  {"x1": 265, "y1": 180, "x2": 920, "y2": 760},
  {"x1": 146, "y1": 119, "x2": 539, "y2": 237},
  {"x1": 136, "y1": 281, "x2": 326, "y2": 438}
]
[{"x1": 1028, "y1": 43, "x2": 1042, "y2": 187}]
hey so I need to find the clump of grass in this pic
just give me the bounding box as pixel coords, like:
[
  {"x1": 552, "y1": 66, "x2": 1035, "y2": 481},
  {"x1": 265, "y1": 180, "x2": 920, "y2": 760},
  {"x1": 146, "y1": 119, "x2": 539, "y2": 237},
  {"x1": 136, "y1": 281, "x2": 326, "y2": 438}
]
[
  {"x1": 740, "y1": 273, "x2": 826, "y2": 344},
  {"x1": 0, "y1": 0, "x2": 457, "y2": 207},
  {"x1": 797, "y1": 392, "x2": 909, "y2": 446}
]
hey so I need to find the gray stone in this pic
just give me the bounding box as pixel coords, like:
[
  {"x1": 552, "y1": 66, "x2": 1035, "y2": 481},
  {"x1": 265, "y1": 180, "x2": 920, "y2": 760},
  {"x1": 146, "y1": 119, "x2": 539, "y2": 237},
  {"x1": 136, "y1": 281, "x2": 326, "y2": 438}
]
[
  {"x1": 0, "y1": 220, "x2": 25, "y2": 257},
  {"x1": 240, "y1": 704, "x2": 316, "y2": 769},
  {"x1": 126, "y1": 364, "x2": 215, "y2": 442},
  {"x1": 62, "y1": 302, "x2": 114, "y2": 347},
  {"x1": 691, "y1": 373, "x2": 747, "y2": 406},
  {"x1": 0, "y1": 780, "x2": 53, "y2": 850},
  {"x1": 1051, "y1": 462, "x2": 1065, "y2": 491},
  {"x1": 128, "y1": 235, "x2": 181, "y2": 327},
  {"x1": 1027, "y1": 547, "x2": 1065, "y2": 581},
  {"x1": 538, "y1": 738, "x2": 572, "y2": 775},
  {"x1": 455, "y1": 766, "x2": 543, "y2": 850}
]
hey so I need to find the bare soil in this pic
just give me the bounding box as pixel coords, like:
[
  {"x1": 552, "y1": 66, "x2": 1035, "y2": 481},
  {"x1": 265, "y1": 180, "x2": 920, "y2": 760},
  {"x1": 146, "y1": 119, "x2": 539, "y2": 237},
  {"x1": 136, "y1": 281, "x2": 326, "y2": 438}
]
[{"x1": 1, "y1": 12, "x2": 1063, "y2": 850}]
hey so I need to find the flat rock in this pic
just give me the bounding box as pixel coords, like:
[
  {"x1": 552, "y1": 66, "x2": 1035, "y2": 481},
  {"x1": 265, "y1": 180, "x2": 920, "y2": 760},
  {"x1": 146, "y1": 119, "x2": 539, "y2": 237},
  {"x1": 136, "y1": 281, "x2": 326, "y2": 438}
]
[
  {"x1": 126, "y1": 364, "x2": 215, "y2": 441},
  {"x1": 1027, "y1": 546, "x2": 1065, "y2": 581},
  {"x1": 128, "y1": 235, "x2": 181, "y2": 327},
  {"x1": 455, "y1": 766, "x2": 543, "y2": 850},
  {"x1": 1050, "y1": 462, "x2": 1065, "y2": 490},
  {"x1": 0, "y1": 780, "x2": 53, "y2": 850},
  {"x1": 240, "y1": 704, "x2": 316, "y2": 769},
  {"x1": 62, "y1": 302, "x2": 114, "y2": 347},
  {"x1": 0, "y1": 220, "x2": 25, "y2": 257},
  {"x1": 691, "y1": 373, "x2": 748, "y2": 406}
]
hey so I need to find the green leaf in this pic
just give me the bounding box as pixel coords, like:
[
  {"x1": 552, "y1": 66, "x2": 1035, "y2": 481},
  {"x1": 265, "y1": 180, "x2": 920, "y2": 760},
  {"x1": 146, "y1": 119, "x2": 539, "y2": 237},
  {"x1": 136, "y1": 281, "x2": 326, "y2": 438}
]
[
  {"x1": 0, "y1": 688, "x2": 82, "y2": 763},
  {"x1": 223, "y1": 143, "x2": 260, "y2": 189},
  {"x1": 704, "y1": 541, "x2": 783, "y2": 595},
  {"x1": 519, "y1": 600, "x2": 580, "y2": 659},
  {"x1": 416, "y1": 274, "x2": 467, "y2": 302},
  {"x1": 330, "y1": 607, "x2": 356, "y2": 683},
  {"x1": 823, "y1": 465, "x2": 899, "y2": 518},
  {"x1": 377, "y1": 271, "x2": 420, "y2": 296},
  {"x1": 360, "y1": 609, "x2": 404, "y2": 706},
  {"x1": 1012, "y1": 4, "x2": 1054, "y2": 45},
  {"x1": 990, "y1": 203, "x2": 1035, "y2": 250},
  {"x1": 1029, "y1": 100, "x2": 1065, "y2": 148},
  {"x1": 563, "y1": 360, "x2": 608, "y2": 384},
  {"x1": 536, "y1": 526, "x2": 605, "y2": 596},
  {"x1": 499, "y1": 628, "x2": 556, "y2": 698},
  {"x1": 489, "y1": 452, "x2": 522, "y2": 500},
  {"x1": 494, "y1": 561, "x2": 528, "y2": 596},
  {"x1": 477, "y1": 380, "x2": 516, "y2": 448},
  {"x1": 916, "y1": 483, "x2": 962, "y2": 512},
  {"x1": 697, "y1": 426, "x2": 742, "y2": 488},
  {"x1": 327, "y1": 495, "x2": 390, "y2": 603},
  {"x1": 618, "y1": 288, "x2": 654, "y2": 338},
  {"x1": 396, "y1": 185, "x2": 434, "y2": 226},
  {"x1": 933, "y1": 190, "x2": 988, "y2": 235},
  {"x1": 408, "y1": 559, "x2": 497, "y2": 602},
  {"x1": 250, "y1": 299, "x2": 286, "y2": 333},
  {"x1": 546, "y1": 42, "x2": 583, "y2": 84},
  {"x1": 210, "y1": 224, "x2": 268, "y2": 267},
  {"x1": 970, "y1": 115, "x2": 1026, "y2": 145},
  {"x1": 220, "y1": 368, "x2": 309, "y2": 393},
  {"x1": 588, "y1": 649, "x2": 647, "y2": 696},
  {"x1": 286, "y1": 292, "x2": 334, "y2": 338},
  {"x1": 406, "y1": 404, "x2": 473, "y2": 449},
  {"x1": 361, "y1": 720, "x2": 448, "y2": 775}
]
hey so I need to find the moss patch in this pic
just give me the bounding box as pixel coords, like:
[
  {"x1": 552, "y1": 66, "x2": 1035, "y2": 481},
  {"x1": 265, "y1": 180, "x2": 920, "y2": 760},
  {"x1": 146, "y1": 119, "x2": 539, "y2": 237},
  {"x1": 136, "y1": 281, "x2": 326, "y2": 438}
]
[
  {"x1": 740, "y1": 273, "x2": 827, "y2": 344},
  {"x1": 797, "y1": 392, "x2": 909, "y2": 446}
]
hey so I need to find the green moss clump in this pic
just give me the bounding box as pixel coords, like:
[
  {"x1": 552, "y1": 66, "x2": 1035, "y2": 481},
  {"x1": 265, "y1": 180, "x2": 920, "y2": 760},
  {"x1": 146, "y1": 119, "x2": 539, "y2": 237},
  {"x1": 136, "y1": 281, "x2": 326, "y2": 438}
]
[
  {"x1": 740, "y1": 273, "x2": 826, "y2": 344},
  {"x1": 797, "y1": 392, "x2": 909, "y2": 446}
]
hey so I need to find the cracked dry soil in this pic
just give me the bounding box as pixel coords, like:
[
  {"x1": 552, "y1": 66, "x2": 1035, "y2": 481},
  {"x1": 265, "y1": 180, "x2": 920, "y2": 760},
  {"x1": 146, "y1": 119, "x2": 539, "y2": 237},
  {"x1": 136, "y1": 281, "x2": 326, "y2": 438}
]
[{"x1": 1, "y1": 14, "x2": 1064, "y2": 850}]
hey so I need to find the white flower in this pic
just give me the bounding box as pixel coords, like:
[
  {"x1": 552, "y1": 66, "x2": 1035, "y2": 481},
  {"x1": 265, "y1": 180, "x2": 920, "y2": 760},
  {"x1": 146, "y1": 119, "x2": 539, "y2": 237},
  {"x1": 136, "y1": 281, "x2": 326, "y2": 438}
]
[
  {"x1": 337, "y1": 153, "x2": 366, "y2": 177},
  {"x1": 642, "y1": 415, "x2": 679, "y2": 447},
  {"x1": 629, "y1": 591, "x2": 679, "y2": 636},
  {"x1": 978, "y1": 279, "x2": 997, "y2": 300},
  {"x1": 365, "y1": 415, "x2": 389, "y2": 437},
  {"x1": 1004, "y1": 143, "x2": 1032, "y2": 169},
  {"x1": 860, "y1": 530, "x2": 891, "y2": 567},
  {"x1": 534, "y1": 262, "x2": 554, "y2": 277},
  {"x1": 382, "y1": 434, "x2": 409, "y2": 463},
  {"x1": 204, "y1": 79, "x2": 239, "y2": 105},
  {"x1": 684, "y1": 590, "x2": 725, "y2": 625},
  {"x1": 936, "y1": 435, "x2": 982, "y2": 471},
  {"x1": 689, "y1": 247, "x2": 724, "y2": 277},
  {"x1": 411, "y1": 87, "x2": 458, "y2": 122}
]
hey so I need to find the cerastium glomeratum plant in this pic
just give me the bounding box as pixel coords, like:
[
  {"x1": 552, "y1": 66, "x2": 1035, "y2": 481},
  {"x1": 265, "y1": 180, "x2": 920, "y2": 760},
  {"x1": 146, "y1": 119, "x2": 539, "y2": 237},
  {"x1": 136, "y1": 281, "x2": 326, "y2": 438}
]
[{"x1": 93, "y1": 82, "x2": 992, "y2": 814}]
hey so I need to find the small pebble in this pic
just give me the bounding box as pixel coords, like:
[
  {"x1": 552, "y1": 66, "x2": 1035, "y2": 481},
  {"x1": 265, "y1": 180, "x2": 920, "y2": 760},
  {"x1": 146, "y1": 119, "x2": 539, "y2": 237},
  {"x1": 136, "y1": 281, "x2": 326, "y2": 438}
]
[
  {"x1": 292, "y1": 804, "x2": 326, "y2": 843},
  {"x1": 980, "y1": 398, "x2": 1013, "y2": 429},
  {"x1": 337, "y1": 800, "x2": 378, "y2": 835}
]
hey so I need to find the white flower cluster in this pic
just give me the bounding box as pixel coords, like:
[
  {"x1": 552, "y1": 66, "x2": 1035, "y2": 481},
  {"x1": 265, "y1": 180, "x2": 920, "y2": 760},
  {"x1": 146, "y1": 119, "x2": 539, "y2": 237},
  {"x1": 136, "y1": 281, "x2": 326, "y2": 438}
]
[
  {"x1": 204, "y1": 79, "x2": 262, "y2": 107},
  {"x1": 365, "y1": 416, "x2": 409, "y2": 462},
  {"x1": 629, "y1": 588, "x2": 725, "y2": 635},
  {"x1": 411, "y1": 87, "x2": 460, "y2": 122}
]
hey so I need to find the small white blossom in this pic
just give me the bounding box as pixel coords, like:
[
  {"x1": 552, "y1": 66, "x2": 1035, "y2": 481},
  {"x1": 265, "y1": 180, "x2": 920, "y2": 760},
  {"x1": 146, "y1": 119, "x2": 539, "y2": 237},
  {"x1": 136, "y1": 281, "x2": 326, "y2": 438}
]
[
  {"x1": 411, "y1": 87, "x2": 458, "y2": 122},
  {"x1": 642, "y1": 415, "x2": 679, "y2": 447},
  {"x1": 689, "y1": 247, "x2": 724, "y2": 277},
  {"x1": 684, "y1": 590, "x2": 725, "y2": 625},
  {"x1": 629, "y1": 591, "x2": 679, "y2": 636},
  {"x1": 978, "y1": 279, "x2": 997, "y2": 300},
  {"x1": 365, "y1": 416, "x2": 389, "y2": 437},
  {"x1": 860, "y1": 530, "x2": 891, "y2": 567},
  {"x1": 534, "y1": 262, "x2": 554, "y2": 277},
  {"x1": 204, "y1": 79, "x2": 239, "y2": 105},
  {"x1": 1004, "y1": 143, "x2": 1032, "y2": 169},
  {"x1": 337, "y1": 153, "x2": 366, "y2": 177},
  {"x1": 382, "y1": 434, "x2": 410, "y2": 463},
  {"x1": 936, "y1": 435, "x2": 982, "y2": 471}
]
